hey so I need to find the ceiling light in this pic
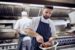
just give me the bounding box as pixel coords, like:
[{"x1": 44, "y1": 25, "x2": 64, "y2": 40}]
[
  {"x1": 30, "y1": 4, "x2": 44, "y2": 7},
  {"x1": 0, "y1": 1, "x2": 23, "y2": 5}
]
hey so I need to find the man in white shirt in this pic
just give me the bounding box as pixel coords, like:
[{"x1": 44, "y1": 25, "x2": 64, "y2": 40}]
[
  {"x1": 25, "y1": 6, "x2": 56, "y2": 50},
  {"x1": 14, "y1": 11, "x2": 31, "y2": 50}
]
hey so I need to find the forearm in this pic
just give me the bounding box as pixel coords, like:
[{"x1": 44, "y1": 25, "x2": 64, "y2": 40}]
[
  {"x1": 25, "y1": 28, "x2": 41, "y2": 37},
  {"x1": 25, "y1": 28, "x2": 44, "y2": 43}
]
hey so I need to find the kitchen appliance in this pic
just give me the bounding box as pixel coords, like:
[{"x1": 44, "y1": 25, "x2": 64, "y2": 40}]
[
  {"x1": 69, "y1": 11, "x2": 75, "y2": 24},
  {"x1": 0, "y1": 20, "x2": 19, "y2": 50},
  {"x1": 65, "y1": 23, "x2": 71, "y2": 29},
  {"x1": 0, "y1": 42, "x2": 18, "y2": 50},
  {"x1": 55, "y1": 35, "x2": 75, "y2": 50}
]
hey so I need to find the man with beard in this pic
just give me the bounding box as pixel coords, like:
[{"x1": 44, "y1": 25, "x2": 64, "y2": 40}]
[{"x1": 24, "y1": 6, "x2": 56, "y2": 50}]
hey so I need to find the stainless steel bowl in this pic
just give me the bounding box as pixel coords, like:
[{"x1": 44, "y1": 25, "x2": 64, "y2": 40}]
[{"x1": 39, "y1": 41, "x2": 58, "y2": 50}]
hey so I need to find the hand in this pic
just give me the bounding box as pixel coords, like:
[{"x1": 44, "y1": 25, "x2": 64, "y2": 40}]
[
  {"x1": 14, "y1": 30, "x2": 19, "y2": 34},
  {"x1": 36, "y1": 35, "x2": 44, "y2": 43},
  {"x1": 48, "y1": 38, "x2": 53, "y2": 43}
]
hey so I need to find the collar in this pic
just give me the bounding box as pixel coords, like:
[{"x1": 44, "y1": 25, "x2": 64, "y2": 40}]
[{"x1": 41, "y1": 16, "x2": 49, "y2": 24}]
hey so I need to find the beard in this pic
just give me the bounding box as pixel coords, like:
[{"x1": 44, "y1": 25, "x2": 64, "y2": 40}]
[{"x1": 43, "y1": 16, "x2": 49, "y2": 19}]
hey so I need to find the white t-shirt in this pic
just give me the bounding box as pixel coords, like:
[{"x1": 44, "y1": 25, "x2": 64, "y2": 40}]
[
  {"x1": 14, "y1": 17, "x2": 31, "y2": 41},
  {"x1": 25, "y1": 16, "x2": 56, "y2": 37}
]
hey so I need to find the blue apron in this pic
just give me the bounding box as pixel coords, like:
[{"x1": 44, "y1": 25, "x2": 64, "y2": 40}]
[
  {"x1": 31, "y1": 17, "x2": 52, "y2": 50},
  {"x1": 17, "y1": 33, "x2": 28, "y2": 50}
]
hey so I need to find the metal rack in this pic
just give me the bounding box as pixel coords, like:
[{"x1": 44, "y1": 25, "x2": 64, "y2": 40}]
[{"x1": 0, "y1": 43, "x2": 18, "y2": 50}]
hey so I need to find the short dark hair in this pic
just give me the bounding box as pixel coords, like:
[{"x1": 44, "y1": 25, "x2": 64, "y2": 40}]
[{"x1": 44, "y1": 6, "x2": 53, "y2": 10}]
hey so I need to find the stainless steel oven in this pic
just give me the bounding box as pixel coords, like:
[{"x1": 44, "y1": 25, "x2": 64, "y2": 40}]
[
  {"x1": 55, "y1": 35, "x2": 75, "y2": 50},
  {"x1": 57, "y1": 44, "x2": 75, "y2": 50}
]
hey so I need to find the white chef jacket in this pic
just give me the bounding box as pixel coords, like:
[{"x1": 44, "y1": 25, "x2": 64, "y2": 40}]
[
  {"x1": 14, "y1": 17, "x2": 31, "y2": 41},
  {"x1": 25, "y1": 16, "x2": 56, "y2": 37}
]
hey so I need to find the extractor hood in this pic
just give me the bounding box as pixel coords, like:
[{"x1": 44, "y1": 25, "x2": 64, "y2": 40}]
[
  {"x1": 69, "y1": 11, "x2": 75, "y2": 24},
  {"x1": 0, "y1": 0, "x2": 75, "y2": 8}
]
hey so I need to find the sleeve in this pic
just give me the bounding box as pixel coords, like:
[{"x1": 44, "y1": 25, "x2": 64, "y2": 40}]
[
  {"x1": 25, "y1": 18, "x2": 35, "y2": 31},
  {"x1": 14, "y1": 20, "x2": 20, "y2": 30},
  {"x1": 51, "y1": 21, "x2": 56, "y2": 37}
]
